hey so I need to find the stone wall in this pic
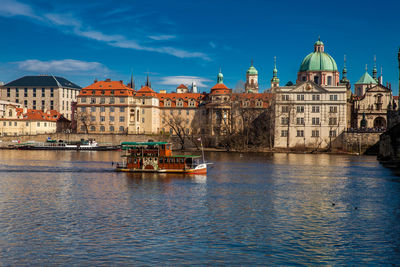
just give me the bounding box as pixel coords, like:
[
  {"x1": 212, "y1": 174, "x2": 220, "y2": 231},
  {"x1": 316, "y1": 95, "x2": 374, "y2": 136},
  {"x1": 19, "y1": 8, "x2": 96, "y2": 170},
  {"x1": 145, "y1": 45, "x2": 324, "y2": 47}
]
[{"x1": 332, "y1": 131, "x2": 381, "y2": 154}]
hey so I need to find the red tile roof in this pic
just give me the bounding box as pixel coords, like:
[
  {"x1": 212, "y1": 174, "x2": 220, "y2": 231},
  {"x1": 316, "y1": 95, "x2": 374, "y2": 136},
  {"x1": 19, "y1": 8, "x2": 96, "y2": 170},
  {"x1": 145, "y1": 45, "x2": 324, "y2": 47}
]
[
  {"x1": 136, "y1": 86, "x2": 157, "y2": 97},
  {"x1": 177, "y1": 84, "x2": 188, "y2": 89},
  {"x1": 15, "y1": 108, "x2": 62, "y2": 121},
  {"x1": 79, "y1": 80, "x2": 134, "y2": 97},
  {"x1": 158, "y1": 92, "x2": 204, "y2": 107}
]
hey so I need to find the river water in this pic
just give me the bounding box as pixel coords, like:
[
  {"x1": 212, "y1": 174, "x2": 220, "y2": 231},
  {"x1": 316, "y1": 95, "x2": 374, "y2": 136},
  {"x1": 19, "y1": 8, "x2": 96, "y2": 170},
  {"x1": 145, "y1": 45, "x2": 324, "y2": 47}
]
[{"x1": 0, "y1": 150, "x2": 399, "y2": 265}]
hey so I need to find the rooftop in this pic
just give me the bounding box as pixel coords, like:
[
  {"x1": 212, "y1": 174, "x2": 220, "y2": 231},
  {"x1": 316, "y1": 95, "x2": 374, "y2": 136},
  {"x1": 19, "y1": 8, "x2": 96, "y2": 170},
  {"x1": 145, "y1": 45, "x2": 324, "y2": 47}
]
[{"x1": 5, "y1": 75, "x2": 81, "y2": 89}]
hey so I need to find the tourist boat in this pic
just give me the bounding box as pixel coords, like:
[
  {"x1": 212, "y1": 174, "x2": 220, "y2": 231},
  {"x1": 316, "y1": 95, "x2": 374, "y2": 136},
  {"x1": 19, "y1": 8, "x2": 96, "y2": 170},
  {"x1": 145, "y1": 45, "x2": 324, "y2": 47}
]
[
  {"x1": 16, "y1": 139, "x2": 120, "y2": 151},
  {"x1": 115, "y1": 141, "x2": 207, "y2": 174}
]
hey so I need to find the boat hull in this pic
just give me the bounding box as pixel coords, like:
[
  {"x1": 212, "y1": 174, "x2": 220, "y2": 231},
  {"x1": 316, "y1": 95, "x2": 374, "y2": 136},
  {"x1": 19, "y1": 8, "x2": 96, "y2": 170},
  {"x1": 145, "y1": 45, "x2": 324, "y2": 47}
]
[{"x1": 116, "y1": 164, "x2": 207, "y2": 174}]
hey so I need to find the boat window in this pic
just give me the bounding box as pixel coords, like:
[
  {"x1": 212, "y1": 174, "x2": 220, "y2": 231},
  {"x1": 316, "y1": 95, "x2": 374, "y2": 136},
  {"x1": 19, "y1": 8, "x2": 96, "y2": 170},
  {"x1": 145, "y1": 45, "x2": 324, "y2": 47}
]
[
  {"x1": 180, "y1": 158, "x2": 185, "y2": 163},
  {"x1": 159, "y1": 158, "x2": 163, "y2": 164},
  {"x1": 134, "y1": 158, "x2": 137, "y2": 164},
  {"x1": 169, "y1": 158, "x2": 173, "y2": 163},
  {"x1": 175, "y1": 158, "x2": 180, "y2": 163}
]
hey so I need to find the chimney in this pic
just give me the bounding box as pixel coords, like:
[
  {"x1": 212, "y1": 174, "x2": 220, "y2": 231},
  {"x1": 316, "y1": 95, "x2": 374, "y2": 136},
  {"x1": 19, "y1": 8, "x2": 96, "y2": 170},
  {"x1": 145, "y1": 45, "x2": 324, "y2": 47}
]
[
  {"x1": 105, "y1": 78, "x2": 111, "y2": 82},
  {"x1": 119, "y1": 80, "x2": 123, "y2": 84},
  {"x1": 94, "y1": 78, "x2": 98, "y2": 83}
]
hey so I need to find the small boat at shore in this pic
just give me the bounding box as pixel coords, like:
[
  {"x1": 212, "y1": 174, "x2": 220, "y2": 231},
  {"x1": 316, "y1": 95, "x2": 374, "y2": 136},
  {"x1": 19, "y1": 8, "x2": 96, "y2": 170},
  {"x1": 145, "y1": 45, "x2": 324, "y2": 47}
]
[
  {"x1": 115, "y1": 141, "x2": 207, "y2": 174},
  {"x1": 15, "y1": 139, "x2": 120, "y2": 151}
]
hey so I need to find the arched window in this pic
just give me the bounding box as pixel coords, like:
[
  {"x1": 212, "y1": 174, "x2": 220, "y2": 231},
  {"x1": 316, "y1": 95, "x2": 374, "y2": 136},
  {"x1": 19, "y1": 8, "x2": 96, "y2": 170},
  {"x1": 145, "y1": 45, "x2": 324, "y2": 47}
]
[
  {"x1": 109, "y1": 126, "x2": 114, "y2": 132},
  {"x1": 119, "y1": 126, "x2": 124, "y2": 132},
  {"x1": 314, "y1": 76, "x2": 319, "y2": 84},
  {"x1": 100, "y1": 126, "x2": 105, "y2": 132},
  {"x1": 327, "y1": 76, "x2": 332, "y2": 85}
]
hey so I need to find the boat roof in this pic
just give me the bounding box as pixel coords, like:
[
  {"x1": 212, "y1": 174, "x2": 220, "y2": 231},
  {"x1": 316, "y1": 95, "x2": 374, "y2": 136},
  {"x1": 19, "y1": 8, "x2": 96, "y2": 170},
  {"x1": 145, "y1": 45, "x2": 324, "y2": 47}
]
[
  {"x1": 121, "y1": 141, "x2": 169, "y2": 146},
  {"x1": 121, "y1": 154, "x2": 201, "y2": 158}
]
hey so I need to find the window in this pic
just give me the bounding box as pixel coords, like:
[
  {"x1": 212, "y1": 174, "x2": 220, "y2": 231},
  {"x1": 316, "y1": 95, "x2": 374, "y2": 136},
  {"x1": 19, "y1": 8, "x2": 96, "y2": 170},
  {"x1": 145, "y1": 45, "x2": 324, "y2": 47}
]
[
  {"x1": 327, "y1": 76, "x2": 332, "y2": 85},
  {"x1": 110, "y1": 116, "x2": 114, "y2": 122},
  {"x1": 281, "y1": 117, "x2": 289, "y2": 125},
  {"x1": 91, "y1": 106, "x2": 96, "y2": 112},
  {"x1": 142, "y1": 99, "x2": 145, "y2": 105},
  {"x1": 314, "y1": 76, "x2": 319, "y2": 84},
  {"x1": 100, "y1": 116, "x2": 105, "y2": 122},
  {"x1": 142, "y1": 109, "x2": 145, "y2": 114},
  {"x1": 90, "y1": 98, "x2": 96, "y2": 104},
  {"x1": 296, "y1": 117, "x2": 304, "y2": 125},
  {"x1": 297, "y1": 94, "x2": 304, "y2": 101},
  {"x1": 119, "y1": 126, "x2": 124, "y2": 132},
  {"x1": 33, "y1": 100, "x2": 36, "y2": 110},
  {"x1": 50, "y1": 88, "x2": 54, "y2": 97},
  {"x1": 100, "y1": 98, "x2": 105, "y2": 104},
  {"x1": 80, "y1": 107, "x2": 86, "y2": 112},
  {"x1": 120, "y1": 107, "x2": 125, "y2": 112},
  {"x1": 100, "y1": 106, "x2": 105, "y2": 112},
  {"x1": 15, "y1": 88, "x2": 19, "y2": 97},
  {"x1": 296, "y1": 130, "x2": 304, "y2": 137},
  {"x1": 90, "y1": 126, "x2": 96, "y2": 131},
  {"x1": 312, "y1": 117, "x2": 320, "y2": 125},
  {"x1": 24, "y1": 88, "x2": 28, "y2": 97},
  {"x1": 311, "y1": 106, "x2": 320, "y2": 113},
  {"x1": 100, "y1": 126, "x2": 105, "y2": 132},
  {"x1": 329, "y1": 130, "x2": 337, "y2": 137},
  {"x1": 312, "y1": 130, "x2": 319, "y2": 137},
  {"x1": 296, "y1": 106, "x2": 304, "y2": 113},
  {"x1": 186, "y1": 110, "x2": 189, "y2": 115},
  {"x1": 41, "y1": 100, "x2": 45, "y2": 110},
  {"x1": 6, "y1": 88, "x2": 10, "y2": 97},
  {"x1": 120, "y1": 97, "x2": 125, "y2": 103},
  {"x1": 282, "y1": 95, "x2": 289, "y2": 101},
  {"x1": 142, "y1": 118, "x2": 145, "y2": 123},
  {"x1": 177, "y1": 100, "x2": 183, "y2": 107},
  {"x1": 281, "y1": 130, "x2": 288, "y2": 137},
  {"x1": 81, "y1": 97, "x2": 86, "y2": 103},
  {"x1": 26, "y1": 122, "x2": 29, "y2": 126},
  {"x1": 329, "y1": 106, "x2": 338, "y2": 113},
  {"x1": 119, "y1": 116, "x2": 125, "y2": 122},
  {"x1": 33, "y1": 88, "x2": 36, "y2": 97},
  {"x1": 110, "y1": 106, "x2": 114, "y2": 112},
  {"x1": 80, "y1": 126, "x2": 86, "y2": 132},
  {"x1": 37, "y1": 122, "x2": 40, "y2": 127},
  {"x1": 50, "y1": 100, "x2": 53, "y2": 110},
  {"x1": 42, "y1": 88, "x2": 45, "y2": 97},
  {"x1": 282, "y1": 106, "x2": 289, "y2": 113},
  {"x1": 3, "y1": 122, "x2": 6, "y2": 126},
  {"x1": 109, "y1": 126, "x2": 114, "y2": 132},
  {"x1": 91, "y1": 116, "x2": 96, "y2": 122},
  {"x1": 329, "y1": 117, "x2": 337, "y2": 125},
  {"x1": 329, "y1": 95, "x2": 338, "y2": 101},
  {"x1": 110, "y1": 98, "x2": 115, "y2": 104},
  {"x1": 312, "y1": 94, "x2": 320, "y2": 101}
]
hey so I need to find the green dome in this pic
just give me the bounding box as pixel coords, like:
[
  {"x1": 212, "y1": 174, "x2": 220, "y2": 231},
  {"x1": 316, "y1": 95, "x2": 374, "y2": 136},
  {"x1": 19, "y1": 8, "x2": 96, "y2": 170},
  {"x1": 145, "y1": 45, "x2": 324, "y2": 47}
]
[
  {"x1": 218, "y1": 72, "x2": 223, "y2": 78},
  {"x1": 314, "y1": 40, "x2": 324, "y2": 46},
  {"x1": 299, "y1": 51, "x2": 338, "y2": 72},
  {"x1": 247, "y1": 65, "x2": 258, "y2": 75}
]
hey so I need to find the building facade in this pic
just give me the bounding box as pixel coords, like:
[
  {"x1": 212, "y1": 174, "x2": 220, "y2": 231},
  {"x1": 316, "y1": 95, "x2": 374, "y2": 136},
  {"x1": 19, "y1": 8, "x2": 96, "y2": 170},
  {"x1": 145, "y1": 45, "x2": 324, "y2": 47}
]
[
  {"x1": 274, "y1": 39, "x2": 347, "y2": 149},
  {"x1": 0, "y1": 75, "x2": 81, "y2": 120}
]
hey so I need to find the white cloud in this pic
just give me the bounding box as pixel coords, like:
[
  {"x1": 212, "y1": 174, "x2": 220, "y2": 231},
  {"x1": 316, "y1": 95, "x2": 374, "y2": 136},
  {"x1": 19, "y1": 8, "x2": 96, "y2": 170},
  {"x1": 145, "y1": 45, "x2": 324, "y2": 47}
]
[
  {"x1": 0, "y1": 0, "x2": 210, "y2": 61},
  {"x1": 148, "y1": 35, "x2": 176, "y2": 41},
  {"x1": 159, "y1": 76, "x2": 212, "y2": 87},
  {"x1": 0, "y1": 0, "x2": 37, "y2": 19},
  {"x1": 16, "y1": 59, "x2": 108, "y2": 73}
]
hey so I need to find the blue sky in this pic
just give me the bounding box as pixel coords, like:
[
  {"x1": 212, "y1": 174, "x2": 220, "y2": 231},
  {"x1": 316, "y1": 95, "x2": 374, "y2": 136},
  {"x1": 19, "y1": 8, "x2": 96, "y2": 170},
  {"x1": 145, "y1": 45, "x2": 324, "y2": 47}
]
[{"x1": 0, "y1": 0, "x2": 399, "y2": 94}]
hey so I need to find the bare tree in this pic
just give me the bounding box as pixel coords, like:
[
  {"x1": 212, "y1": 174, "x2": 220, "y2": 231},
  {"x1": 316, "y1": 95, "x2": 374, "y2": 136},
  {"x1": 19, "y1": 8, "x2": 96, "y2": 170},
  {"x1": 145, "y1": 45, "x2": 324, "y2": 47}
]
[
  {"x1": 162, "y1": 112, "x2": 189, "y2": 150},
  {"x1": 75, "y1": 111, "x2": 91, "y2": 134}
]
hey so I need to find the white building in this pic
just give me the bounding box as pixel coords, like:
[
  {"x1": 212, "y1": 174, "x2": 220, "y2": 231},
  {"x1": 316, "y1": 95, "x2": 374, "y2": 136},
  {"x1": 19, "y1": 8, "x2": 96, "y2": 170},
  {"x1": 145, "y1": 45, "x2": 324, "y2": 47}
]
[{"x1": 273, "y1": 39, "x2": 347, "y2": 149}]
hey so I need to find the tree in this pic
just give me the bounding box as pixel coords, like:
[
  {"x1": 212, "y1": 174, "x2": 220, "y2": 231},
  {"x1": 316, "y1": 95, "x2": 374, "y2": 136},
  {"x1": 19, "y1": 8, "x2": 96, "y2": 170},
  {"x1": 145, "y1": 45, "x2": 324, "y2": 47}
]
[
  {"x1": 162, "y1": 111, "x2": 189, "y2": 150},
  {"x1": 75, "y1": 111, "x2": 91, "y2": 133}
]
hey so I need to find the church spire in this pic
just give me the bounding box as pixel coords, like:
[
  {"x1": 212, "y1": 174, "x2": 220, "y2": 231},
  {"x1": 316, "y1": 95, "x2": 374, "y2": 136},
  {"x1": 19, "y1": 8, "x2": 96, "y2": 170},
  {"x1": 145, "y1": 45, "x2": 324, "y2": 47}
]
[
  {"x1": 145, "y1": 73, "x2": 151, "y2": 88},
  {"x1": 373, "y1": 55, "x2": 378, "y2": 82},
  {"x1": 130, "y1": 72, "x2": 135, "y2": 90},
  {"x1": 340, "y1": 54, "x2": 349, "y2": 84},
  {"x1": 217, "y1": 68, "x2": 223, "y2": 84},
  {"x1": 271, "y1": 56, "x2": 280, "y2": 88}
]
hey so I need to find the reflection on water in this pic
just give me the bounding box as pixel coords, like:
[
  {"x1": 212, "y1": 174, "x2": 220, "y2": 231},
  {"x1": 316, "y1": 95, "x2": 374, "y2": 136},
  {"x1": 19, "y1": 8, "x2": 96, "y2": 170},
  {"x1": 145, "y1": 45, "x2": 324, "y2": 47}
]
[{"x1": 0, "y1": 150, "x2": 399, "y2": 265}]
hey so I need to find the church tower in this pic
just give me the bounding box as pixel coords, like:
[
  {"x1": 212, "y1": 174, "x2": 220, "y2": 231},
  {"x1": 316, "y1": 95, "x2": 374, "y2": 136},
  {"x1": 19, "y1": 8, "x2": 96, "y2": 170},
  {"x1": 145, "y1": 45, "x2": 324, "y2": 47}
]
[
  {"x1": 373, "y1": 55, "x2": 378, "y2": 83},
  {"x1": 245, "y1": 60, "x2": 259, "y2": 93},
  {"x1": 271, "y1": 56, "x2": 280, "y2": 89}
]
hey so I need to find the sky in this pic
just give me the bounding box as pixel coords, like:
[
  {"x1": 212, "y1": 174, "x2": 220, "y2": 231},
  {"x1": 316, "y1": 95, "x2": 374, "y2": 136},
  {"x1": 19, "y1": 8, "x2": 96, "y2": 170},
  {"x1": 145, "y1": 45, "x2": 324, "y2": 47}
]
[{"x1": 0, "y1": 0, "x2": 399, "y2": 94}]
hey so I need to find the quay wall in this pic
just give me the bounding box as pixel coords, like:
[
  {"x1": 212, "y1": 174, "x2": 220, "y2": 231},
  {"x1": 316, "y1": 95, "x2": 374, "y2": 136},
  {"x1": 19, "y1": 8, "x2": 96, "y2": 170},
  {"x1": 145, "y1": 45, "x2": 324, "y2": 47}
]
[{"x1": 332, "y1": 131, "x2": 381, "y2": 154}]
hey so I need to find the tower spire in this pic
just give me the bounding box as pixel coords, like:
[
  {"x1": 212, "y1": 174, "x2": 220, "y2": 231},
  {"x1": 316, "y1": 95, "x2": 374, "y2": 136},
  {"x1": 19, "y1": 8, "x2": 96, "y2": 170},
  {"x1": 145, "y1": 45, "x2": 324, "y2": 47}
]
[
  {"x1": 271, "y1": 56, "x2": 279, "y2": 88},
  {"x1": 130, "y1": 71, "x2": 135, "y2": 90},
  {"x1": 340, "y1": 54, "x2": 349, "y2": 84},
  {"x1": 217, "y1": 68, "x2": 223, "y2": 84},
  {"x1": 145, "y1": 72, "x2": 151, "y2": 88},
  {"x1": 373, "y1": 55, "x2": 378, "y2": 81}
]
